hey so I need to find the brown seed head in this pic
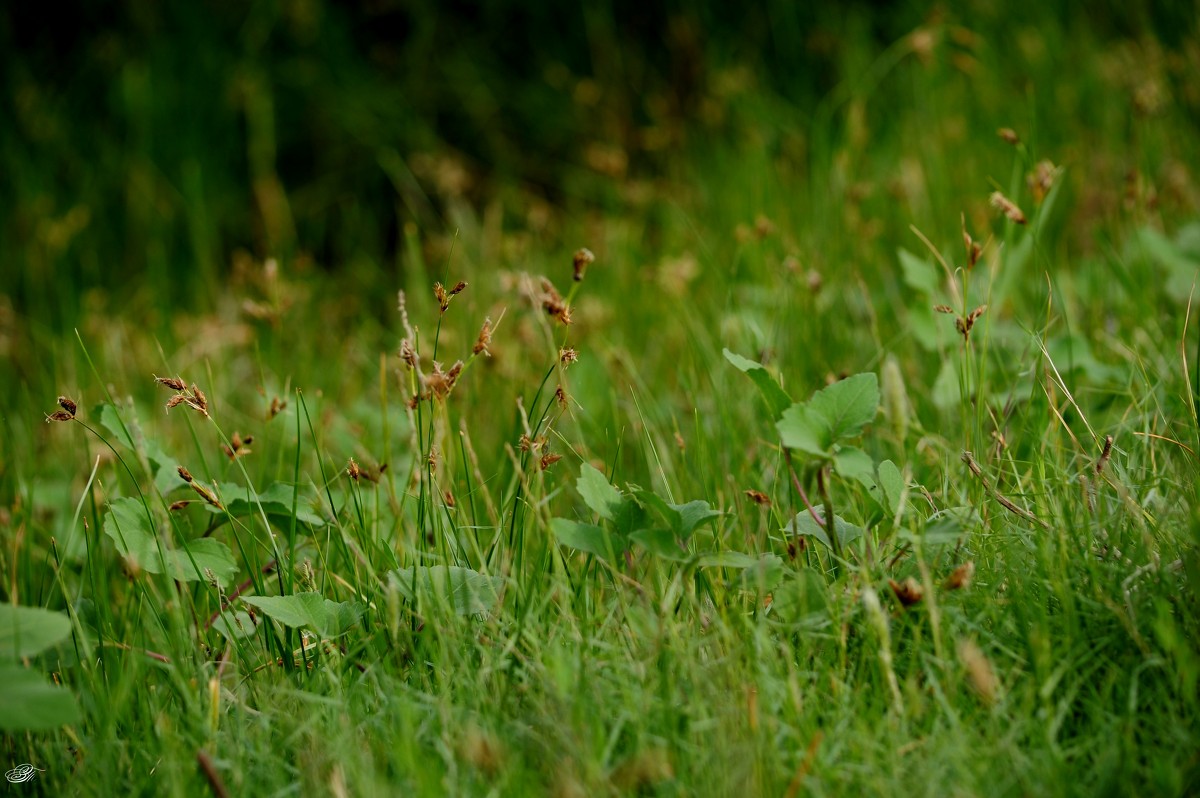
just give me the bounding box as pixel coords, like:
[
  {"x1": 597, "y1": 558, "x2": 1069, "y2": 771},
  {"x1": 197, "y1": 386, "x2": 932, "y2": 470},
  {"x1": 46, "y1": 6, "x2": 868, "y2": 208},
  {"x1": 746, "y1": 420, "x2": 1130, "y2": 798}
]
[
  {"x1": 540, "y1": 452, "x2": 563, "y2": 471},
  {"x1": 540, "y1": 278, "x2": 572, "y2": 325},
  {"x1": 554, "y1": 385, "x2": 568, "y2": 408},
  {"x1": 572, "y1": 247, "x2": 595, "y2": 282},
  {"x1": 155, "y1": 375, "x2": 187, "y2": 391},
  {"x1": 961, "y1": 214, "x2": 981, "y2": 269},
  {"x1": 944, "y1": 561, "x2": 975, "y2": 591},
  {"x1": 177, "y1": 466, "x2": 194, "y2": 483},
  {"x1": 168, "y1": 500, "x2": 191, "y2": 512},
  {"x1": 473, "y1": 318, "x2": 493, "y2": 356},
  {"x1": 744, "y1": 489, "x2": 772, "y2": 507},
  {"x1": 958, "y1": 638, "x2": 998, "y2": 705},
  {"x1": 348, "y1": 458, "x2": 362, "y2": 481},
  {"x1": 45, "y1": 410, "x2": 75, "y2": 422},
  {"x1": 191, "y1": 480, "x2": 223, "y2": 509},
  {"x1": 989, "y1": 191, "x2": 1027, "y2": 225},
  {"x1": 1028, "y1": 160, "x2": 1060, "y2": 204},
  {"x1": 1095, "y1": 434, "x2": 1114, "y2": 475},
  {"x1": 559, "y1": 347, "x2": 578, "y2": 366},
  {"x1": 889, "y1": 577, "x2": 924, "y2": 607},
  {"x1": 165, "y1": 394, "x2": 188, "y2": 412},
  {"x1": 443, "y1": 489, "x2": 456, "y2": 508},
  {"x1": 934, "y1": 304, "x2": 955, "y2": 314},
  {"x1": 268, "y1": 396, "x2": 287, "y2": 420},
  {"x1": 997, "y1": 127, "x2": 1020, "y2": 146},
  {"x1": 424, "y1": 362, "x2": 454, "y2": 400},
  {"x1": 400, "y1": 339, "x2": 418, "y2": 369},
  {"x1": 57, "y1": 396, "x2": 78, "y2": 417}
]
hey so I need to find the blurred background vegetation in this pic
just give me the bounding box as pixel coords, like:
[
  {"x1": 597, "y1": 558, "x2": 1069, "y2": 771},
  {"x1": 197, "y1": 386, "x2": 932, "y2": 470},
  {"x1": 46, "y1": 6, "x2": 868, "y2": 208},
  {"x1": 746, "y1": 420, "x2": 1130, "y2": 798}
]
[
  {"x1": 3, "y1": 0, "x2": 1197, "y2": 326},
  {"x1": 3, "y1": 0, "x2": 1199, "y2": 481}
]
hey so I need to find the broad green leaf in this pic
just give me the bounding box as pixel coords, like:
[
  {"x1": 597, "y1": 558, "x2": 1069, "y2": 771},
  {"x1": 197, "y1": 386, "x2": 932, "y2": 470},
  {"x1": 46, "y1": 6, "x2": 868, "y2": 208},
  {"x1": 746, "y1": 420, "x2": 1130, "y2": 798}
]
[
  {"x1": 0, "y1": 665, "x2": 81, "y2": 730},
  {"x1": 611, "y1": 495, "x2": 650, "y2": 536},
  {"x1": 103, "y1": 497, "x2": 153, "y2": 560},
  {"x1": 778, "y1": 373, "x2": 879, "y2": 455},
  {"x1": 202, "y1": 482, "x2": 327, "y2": 527},
  {"x1": 0, "y1": 604, "x2": 73, "y2": 659},
  {"x1": 932, "y1": 358, "x2": 961, "y2": 411},
  {"x1": 696, "y1": 551, "x2": 764, "y2": 569},
  {"x1": 833, "y1": 446, "x2": 875, "y2": 487},
  {"x1": 242, "y1": 592, "x2": 364, "y2": 636},
  {"x1": 633, "y1": 489, "x2": 679, "y2": 529},
  {"x1": 722, "y1": 349, "x2": 793, "y2": 420},
  {"x1": 672, "y1": 500, "x2": 722, "y2": 536},
  {"x1": 171, "y1": 539, "x2": 238, "y2": 587},
  {"x1": 577, "y1": 463, "x2": 622, "y2": 521},
  {"x1": 731, "y1": 554, "x2": 785, "y2": 592},
  {"x1": 635, "y1": 491, "x2": 722, "y2": 539},
  {"x1": 146, "y1": 440, "x2": 187, "y2": 497},
  {"x1": 1135, "y1": 226, "x2": 1199, "y2": 302},
  {"x1": 103, "y1": 498, "x2": 237, "y2": 587},
  {"x1": 776, "y1": 405, "x2": 828, "y2": 455},
  {"x1": 550, "y1": 518, "x2": 622, "y2": 561},
  {"x1": 808, "y1": 373, "x2": 878, "y2": 443},
  {"x1": 211, "y1": 610, "x2": 258, "y2": 641},
  {"x1": 898, "y1": 248, "x2": 939, "y2": 296},
  {"x1": 915, "y1": 507, "x2": 981, "y2": 546},
  {"x1": 630, "y1": 528, "x2": 688, "y2": 561},
  {"x1": 877, "y1": 460, "x2": 905, "y2": 520},
  {"x1": 768, "y1": 569, "x2": 831, "y2": 623},
  {"x1": 96, "y1": 403, "x2": 136, "y2": 451},
  {"x1": 784, "y1": 508, "x2": 866, "y2": 550},
  {"x1": 389, "y1": 567, "x2": 505, "y2": 616},
  {"x1": 908, "y1": 302, "x2": 941, "y2": 352}
]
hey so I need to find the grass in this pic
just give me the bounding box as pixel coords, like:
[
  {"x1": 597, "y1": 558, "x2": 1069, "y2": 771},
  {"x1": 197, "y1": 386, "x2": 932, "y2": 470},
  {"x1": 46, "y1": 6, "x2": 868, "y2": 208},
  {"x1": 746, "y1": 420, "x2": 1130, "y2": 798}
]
[{"x1": 3, "y1": 5, "x2": 1200, "y2": 796}]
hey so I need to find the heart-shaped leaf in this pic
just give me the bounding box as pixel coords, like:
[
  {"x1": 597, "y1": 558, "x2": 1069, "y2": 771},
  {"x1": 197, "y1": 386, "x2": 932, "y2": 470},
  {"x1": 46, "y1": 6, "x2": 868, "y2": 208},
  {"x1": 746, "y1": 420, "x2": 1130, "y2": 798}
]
[
  {"x1": 241, "y1": 592, "x2": 364, "y2": 636},
  {"x1": 0, "y1": 603, "x2": 73, "y2": 659},
  {"x1": 784, "y1": 508, "x2": 866, "y2": 550},
  {"x1": 103, "y1": 498, "x2": 238, "y2": 587},
  {"x1": 629, "y1": 528, "x2": 688, "y2": 561},
  {"x1": 0, "y1": 665, "x2": 81, "y2": 730},
  {"x1": 778, "y1": 373, "x2": 878, "y2": 456},
  {"x1": 577, "y1": 463, "x2": 623, "y2": 521},
  {"x1": 551, "y1": 518, "x2": 624, "y2": 561},
  {"x1": 389, "y1": 567, "x2": 505, "y2": 616}
]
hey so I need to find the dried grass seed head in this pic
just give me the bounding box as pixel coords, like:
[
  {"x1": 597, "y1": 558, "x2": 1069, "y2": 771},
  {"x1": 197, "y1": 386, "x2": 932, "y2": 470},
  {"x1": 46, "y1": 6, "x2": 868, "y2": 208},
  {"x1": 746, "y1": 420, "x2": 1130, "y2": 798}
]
[
  {"x1": 473, "y1": 318, "x2": 493, "y2": 356},
  {"x1": 889, "y1": 577, "x2": 924, "y2": 607},
  {"x1": 989, "y1": 191, "x2": 1027, "y2": 225},
  {"x1": 944, "y1": 561, "x2": 975, "y2": 591},
  {"x1": 400, "y1": 339, "x2": 418, "y2": 369},
  {"x1": 57, "y1": 396, "x2": 78, "y2": 416},
  {"x1": 572, "y1": 247, "x2": 595, "y2": 282},
  {"x1": 155, "y1": 375, "x2": 187, "y2": 391},
  {"x1": 744, "y1": 489, "x2": 772, "y2": 507}
]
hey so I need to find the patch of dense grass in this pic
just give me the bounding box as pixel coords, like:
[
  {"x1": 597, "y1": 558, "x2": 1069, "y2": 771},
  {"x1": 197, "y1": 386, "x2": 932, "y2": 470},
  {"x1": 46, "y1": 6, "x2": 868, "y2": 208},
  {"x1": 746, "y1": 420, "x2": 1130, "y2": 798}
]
[{"x1": 3, "y1": 4, "x2": 1200, "y2": 796}]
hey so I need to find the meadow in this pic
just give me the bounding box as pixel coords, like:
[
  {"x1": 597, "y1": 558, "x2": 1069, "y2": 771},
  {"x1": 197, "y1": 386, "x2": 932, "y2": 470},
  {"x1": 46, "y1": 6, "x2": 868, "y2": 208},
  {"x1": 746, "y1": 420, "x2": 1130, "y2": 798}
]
[{"x1": 2, "y1": 3, "x2": 1199, "y2": 795}]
